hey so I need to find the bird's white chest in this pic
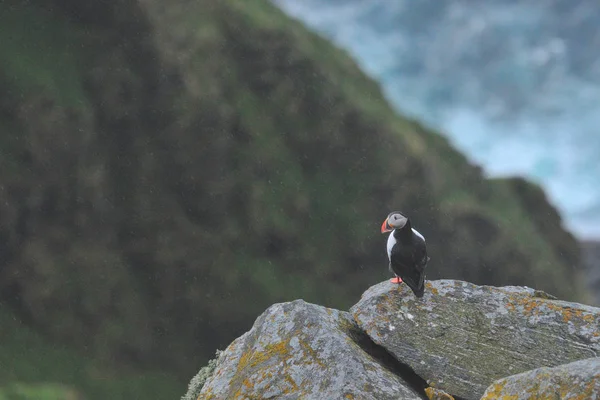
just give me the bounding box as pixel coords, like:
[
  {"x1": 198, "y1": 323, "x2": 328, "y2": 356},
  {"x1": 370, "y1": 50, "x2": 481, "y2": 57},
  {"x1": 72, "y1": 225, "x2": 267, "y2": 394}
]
[
  {"x1": 386, "y1": 232, "x2": 396, "y2": 260},
  {"x1": 386, "y1": 228, "x2": 425, "y2": 260}
]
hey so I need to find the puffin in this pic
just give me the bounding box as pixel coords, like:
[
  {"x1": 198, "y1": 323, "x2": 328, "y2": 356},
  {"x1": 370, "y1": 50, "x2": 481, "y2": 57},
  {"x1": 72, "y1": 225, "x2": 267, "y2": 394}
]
[{"x1": 381, "y1": 211, "x2": 430, "y2": 298}]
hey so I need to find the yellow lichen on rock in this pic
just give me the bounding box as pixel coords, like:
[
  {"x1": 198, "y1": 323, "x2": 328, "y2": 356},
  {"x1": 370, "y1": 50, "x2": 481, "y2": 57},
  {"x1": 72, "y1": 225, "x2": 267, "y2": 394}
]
[
  {"x1": 505, "y1": 292, "x2": 598, "y2": 330},
  {"x1": 480, "y1": 380, "x2": 517, "y2": 400},
  {"x1": 237, "y1": 339, "x2": 291, "y2": 373},
  {"x1": 424, "y1": 386, "x2": 455, "y2": 400},
  {"x1": 481, "y1": 358, "x2": 600, "y2": 400}
]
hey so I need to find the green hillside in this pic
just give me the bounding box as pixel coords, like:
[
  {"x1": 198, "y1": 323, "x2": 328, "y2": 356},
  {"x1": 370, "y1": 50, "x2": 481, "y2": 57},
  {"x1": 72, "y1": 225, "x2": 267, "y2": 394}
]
[
  {"x1": 0, "y1": 0, "x2": 588, "y2": 390},
  {"x1": 0, "y1": 305, "x2": 182, "y2": 399}
]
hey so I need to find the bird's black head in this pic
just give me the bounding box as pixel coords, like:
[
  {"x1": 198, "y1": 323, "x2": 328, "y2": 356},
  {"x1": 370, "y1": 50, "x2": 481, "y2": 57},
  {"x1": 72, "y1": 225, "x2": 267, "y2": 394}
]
[{"x1": 381, "y1": 211, "x2": 409, "y2": 233}]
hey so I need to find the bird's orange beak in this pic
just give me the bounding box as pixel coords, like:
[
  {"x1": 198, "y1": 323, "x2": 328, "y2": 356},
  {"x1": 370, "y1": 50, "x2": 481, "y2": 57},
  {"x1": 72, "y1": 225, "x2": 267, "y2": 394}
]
[{"x1": 381, "y1": 217, "x2": 392, "y2": 233}]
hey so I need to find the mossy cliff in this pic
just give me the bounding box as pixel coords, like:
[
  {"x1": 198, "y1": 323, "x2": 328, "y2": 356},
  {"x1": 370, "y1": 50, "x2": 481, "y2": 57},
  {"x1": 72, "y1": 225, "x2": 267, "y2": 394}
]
[
  {"x1": 0, "y1": 0, "x2": 589, "y2": 384},
  {"x1": 0, "y1": 307, "x2": 182, "y2": 400}
]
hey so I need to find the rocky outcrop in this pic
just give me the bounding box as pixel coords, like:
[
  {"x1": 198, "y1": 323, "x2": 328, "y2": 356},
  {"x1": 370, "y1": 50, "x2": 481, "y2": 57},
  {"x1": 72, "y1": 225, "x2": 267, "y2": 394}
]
[
  {"x1": 190, "y1": 279, "x2": 600, "y2": 400},
  {"x1": 191, "y1": 280, "x2": 600, "y2": 400},
  {"x1": 351, "y1": 280, "x2": 600, "y2": 399},
  {"x1": 199, "y1": 300, "x2": 424, "y2": 399},
  {"x1": 481, "y1": 357, "x2": 600, "y2": 399}
]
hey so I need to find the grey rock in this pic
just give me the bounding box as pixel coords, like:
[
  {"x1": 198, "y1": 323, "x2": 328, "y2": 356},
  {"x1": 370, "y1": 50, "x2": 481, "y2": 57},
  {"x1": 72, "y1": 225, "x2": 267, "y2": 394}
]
[
  {"x1": 481, "y1": 357, "x2": 600, "y2": 399},
  {"x1": 350, "y1": 280, "x2": 600, "y2": 400},
  {"x1": 199, "y1": 299, "x2": 423, "y2": 399}
]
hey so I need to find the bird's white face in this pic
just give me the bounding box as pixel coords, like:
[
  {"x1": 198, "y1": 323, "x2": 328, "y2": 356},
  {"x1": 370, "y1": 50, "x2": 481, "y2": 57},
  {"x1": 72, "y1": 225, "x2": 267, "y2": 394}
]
[{"x1": 381, "y1": 212, "x2": 408, "y2": 233}]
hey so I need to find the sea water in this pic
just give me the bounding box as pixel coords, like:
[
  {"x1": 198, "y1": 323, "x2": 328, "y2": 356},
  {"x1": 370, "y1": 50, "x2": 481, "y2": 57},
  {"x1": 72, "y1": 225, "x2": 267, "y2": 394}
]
[{"x1": 274, "y1": 0, "x2": 600, "y2": 240}]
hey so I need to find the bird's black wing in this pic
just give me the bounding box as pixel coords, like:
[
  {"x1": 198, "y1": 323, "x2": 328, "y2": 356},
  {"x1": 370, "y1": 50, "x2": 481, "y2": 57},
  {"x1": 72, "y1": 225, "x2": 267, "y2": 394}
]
[{"x1": 390, "y1": 232, "x2": 428, "y2": 297}]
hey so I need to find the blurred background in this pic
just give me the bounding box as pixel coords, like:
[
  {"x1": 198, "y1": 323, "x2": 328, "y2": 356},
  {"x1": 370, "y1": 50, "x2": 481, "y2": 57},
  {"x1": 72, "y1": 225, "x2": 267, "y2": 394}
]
[{"x1": 0, "y1": 0, "x2": 598, "y2": 398}]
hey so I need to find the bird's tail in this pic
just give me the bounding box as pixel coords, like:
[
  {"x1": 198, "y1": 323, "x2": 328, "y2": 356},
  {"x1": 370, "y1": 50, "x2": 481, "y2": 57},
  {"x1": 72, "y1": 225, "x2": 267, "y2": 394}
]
[
  {"x1": 412, "y1": 284, "x2": 425, "y2": 298},
  {"x1": 405, "y1": 272, "x2": 425, "y2": 298}
]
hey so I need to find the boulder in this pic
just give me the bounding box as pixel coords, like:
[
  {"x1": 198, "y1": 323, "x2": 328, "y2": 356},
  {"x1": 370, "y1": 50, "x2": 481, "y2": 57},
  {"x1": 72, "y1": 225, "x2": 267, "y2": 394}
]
[
  {"x1": 199, "y1": 300, "x2": 424, "y2": 399},
  {"x1": 350, "y1": 280, "x2": 600, "y2": 399},
  {"x1": 481, "y1": 357, "x2": 600, "y2": 399}
]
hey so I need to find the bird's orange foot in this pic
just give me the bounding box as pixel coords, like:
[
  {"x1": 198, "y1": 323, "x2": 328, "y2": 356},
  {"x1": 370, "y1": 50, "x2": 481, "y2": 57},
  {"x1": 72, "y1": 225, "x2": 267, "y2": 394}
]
[{"x1": 390, "y1": 277, "x2": 403, "y2": 284}]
